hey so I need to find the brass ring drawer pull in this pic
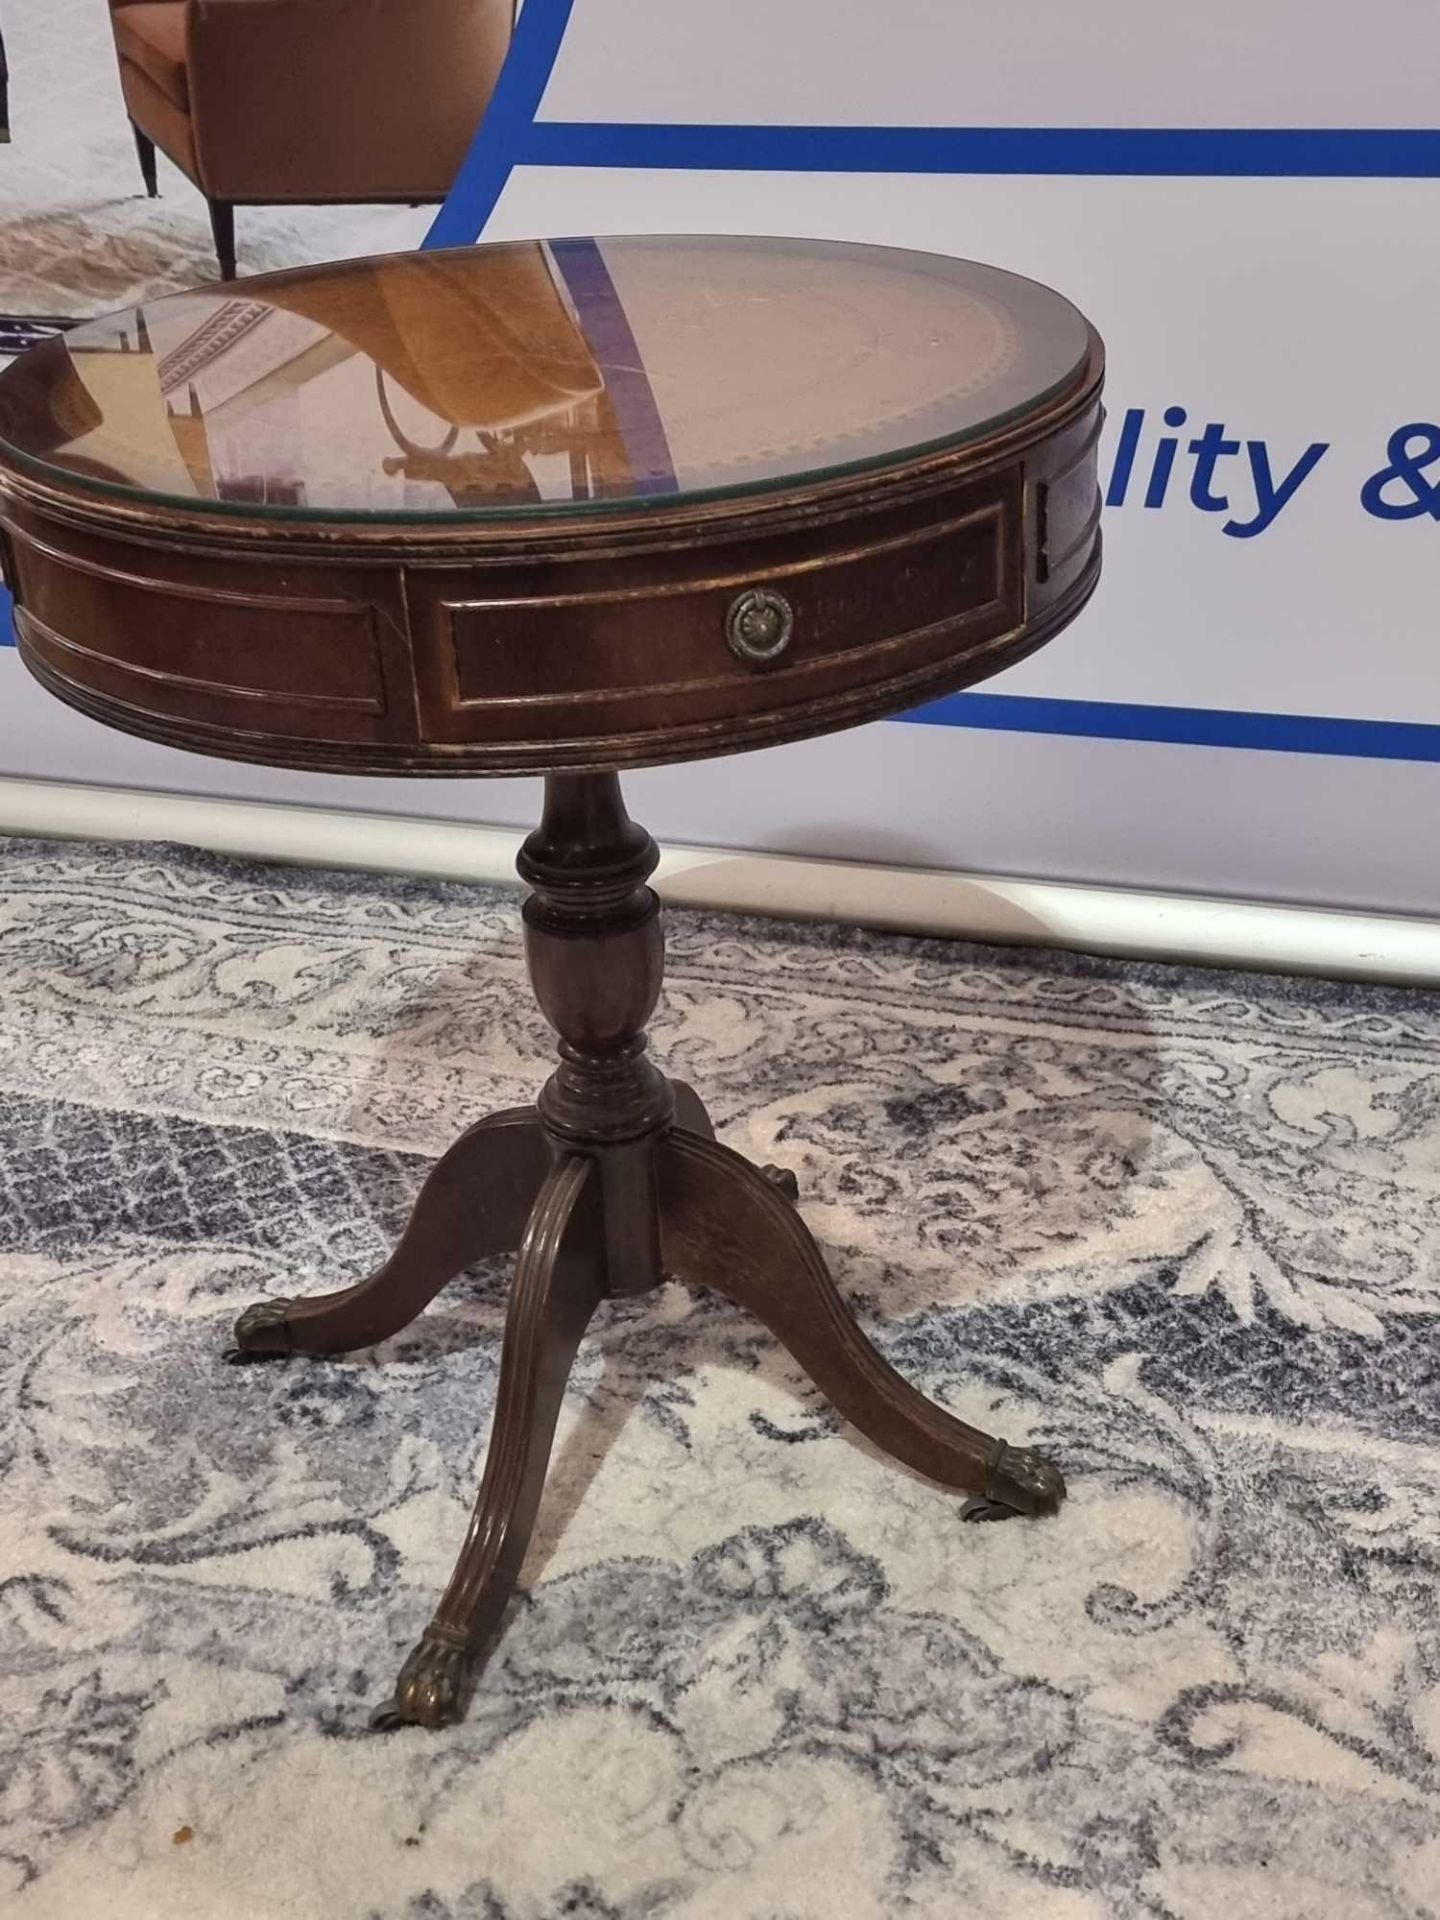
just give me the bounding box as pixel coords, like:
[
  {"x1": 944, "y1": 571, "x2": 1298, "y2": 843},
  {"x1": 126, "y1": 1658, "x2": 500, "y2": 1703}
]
[{"x1": 725, "y1": 587, "x2": 793, "y2": 665}]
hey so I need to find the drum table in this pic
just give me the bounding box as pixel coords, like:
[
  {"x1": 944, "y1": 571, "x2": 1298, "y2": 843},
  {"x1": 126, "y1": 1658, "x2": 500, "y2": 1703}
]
[{"x1": 0, "y1": 236, "x2": 1104, "y2": 1729}]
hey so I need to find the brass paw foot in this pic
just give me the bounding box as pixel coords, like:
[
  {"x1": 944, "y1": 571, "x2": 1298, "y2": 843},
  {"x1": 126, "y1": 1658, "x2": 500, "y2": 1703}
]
[
  {"x1": 760, "y1": 1164, "x2": 800, "y2": 1203},
  {"x1": 225, "y1": 1297, "x2": 296, "y2": 1363},
  {"x1": 961, "y1": 1443, "x2": 1067, "y2": 1522},
  {"x1": 370, "y1": 1627, "x2": 472, "y2": 1731}
]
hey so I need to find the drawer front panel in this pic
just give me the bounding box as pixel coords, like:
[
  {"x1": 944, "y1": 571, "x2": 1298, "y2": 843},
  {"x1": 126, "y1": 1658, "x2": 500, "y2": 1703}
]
[
  {"x1": 1034, "y1": 401, "x2": 1104, "y2": 600},
  {"x1": 6, "y1": 516, "x2": 412, "y2": 745},
  {"x1": 409, "y1": 477, "x2": 1022, "y2": 750}
]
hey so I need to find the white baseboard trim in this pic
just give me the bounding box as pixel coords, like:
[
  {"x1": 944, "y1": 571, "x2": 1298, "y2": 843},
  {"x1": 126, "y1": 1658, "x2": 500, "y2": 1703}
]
[{"x1": 1, "y1": 774, "x2": 1436, "y2": 986}]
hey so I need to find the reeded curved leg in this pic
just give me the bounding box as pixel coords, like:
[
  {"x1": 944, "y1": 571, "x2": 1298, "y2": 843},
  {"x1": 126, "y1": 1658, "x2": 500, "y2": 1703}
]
[
  {"x1": 670, "y1": 1079, "x2": 715, "y2": 1139},
  {"x1": 230, "y1": 1108, "x2": 549, "y2": 1359},
  {"x1": 373, "y1": 1153, "x2": 604, "y2": 1729},
  {"x1": 669, "y1": 1079, "x2": 797, "y2": 1199},
  {"x1": 656, "y1": 1132, "x2": 1064, "y2": 1520}
]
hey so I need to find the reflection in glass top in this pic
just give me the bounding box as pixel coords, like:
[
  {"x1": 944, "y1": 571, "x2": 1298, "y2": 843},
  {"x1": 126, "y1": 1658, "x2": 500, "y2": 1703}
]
[{"x1": 0, "y1": 236, "x2": 1093, "y2": 521}]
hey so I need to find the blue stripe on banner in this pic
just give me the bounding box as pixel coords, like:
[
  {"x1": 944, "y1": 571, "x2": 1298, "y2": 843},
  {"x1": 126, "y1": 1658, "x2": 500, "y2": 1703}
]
[
  {"x1": 520, "y1": 122, "x2": 1440, "y2": 179},
  {"x1": 899, "y1": 692, "x2": 1440, "y2": 763},
  {"x1": 1, "y1": 582, "x2": 12, "y2": 646},
  {"x1": 423, "y1": 0, "x2": 577, "y2": 247},
  {"x1": 548, "y1": 237, "x2": 679, "y2": 494}
]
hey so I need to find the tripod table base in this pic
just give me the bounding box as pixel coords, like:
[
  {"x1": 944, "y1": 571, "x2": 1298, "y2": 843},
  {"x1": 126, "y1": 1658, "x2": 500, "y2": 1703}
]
[{"x1": 229, "y1": 776, "x2": 1065, "y2": 1730}]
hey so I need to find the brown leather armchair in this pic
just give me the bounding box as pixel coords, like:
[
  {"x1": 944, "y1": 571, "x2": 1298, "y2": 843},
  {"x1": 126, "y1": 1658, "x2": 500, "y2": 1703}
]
[{"x1": 107, "y1": 0, "x2": 514, "y2": 281}]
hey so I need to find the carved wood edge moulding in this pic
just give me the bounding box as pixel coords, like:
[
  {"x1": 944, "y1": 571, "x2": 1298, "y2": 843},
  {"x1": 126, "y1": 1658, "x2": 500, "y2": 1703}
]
[{"x1": 0, "y1": 337, "x2": 1103, "y2": 776}]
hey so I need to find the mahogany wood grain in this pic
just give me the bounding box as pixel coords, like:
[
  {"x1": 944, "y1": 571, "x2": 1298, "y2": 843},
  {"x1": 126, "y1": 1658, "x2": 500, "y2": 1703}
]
[
  {"x1": 0, "y1": 244, "x2": 1102, "y2": 1729},
  {"x1": 0, "y1": 343, "x2": 1102, "y2": 775}
]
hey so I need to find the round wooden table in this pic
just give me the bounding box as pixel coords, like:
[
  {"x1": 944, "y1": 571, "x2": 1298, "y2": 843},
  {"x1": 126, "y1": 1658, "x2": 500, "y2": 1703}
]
[{"x1": 0, "y1": 235, "x2": 1105, "y2": 1729}]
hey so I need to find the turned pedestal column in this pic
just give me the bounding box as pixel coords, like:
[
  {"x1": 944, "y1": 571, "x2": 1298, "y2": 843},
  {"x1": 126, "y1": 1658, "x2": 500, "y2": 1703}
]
[{"x1": 231, "y1": 774, "x2": 1064, "y2": 1729}]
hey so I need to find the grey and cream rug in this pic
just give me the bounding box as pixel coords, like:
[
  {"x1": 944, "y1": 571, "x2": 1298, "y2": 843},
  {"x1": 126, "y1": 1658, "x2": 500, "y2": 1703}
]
[{"x1": 1, "y1": 834, "x2": 1438, "y2": 1919}]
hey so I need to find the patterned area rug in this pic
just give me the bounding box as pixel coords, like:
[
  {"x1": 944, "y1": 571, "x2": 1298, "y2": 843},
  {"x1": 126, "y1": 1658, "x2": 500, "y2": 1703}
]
[{"x1": 2, "y1": 835, "x2": 1439, "y2": 1920}]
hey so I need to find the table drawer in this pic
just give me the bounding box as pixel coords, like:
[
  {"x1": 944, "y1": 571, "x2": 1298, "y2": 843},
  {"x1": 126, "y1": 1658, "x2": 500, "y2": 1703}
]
[
  {"x1": 3, "y1": 513, "x2": 414, "y2": 747},
  {"x1": 406, "y1": 474, "x2": 1023, "y2": 758}
]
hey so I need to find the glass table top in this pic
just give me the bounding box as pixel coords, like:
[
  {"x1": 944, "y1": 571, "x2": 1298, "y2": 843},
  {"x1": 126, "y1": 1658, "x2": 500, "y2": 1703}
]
[{"x1": 0, "y1": 235, "x2": 1093, "y2": 522}]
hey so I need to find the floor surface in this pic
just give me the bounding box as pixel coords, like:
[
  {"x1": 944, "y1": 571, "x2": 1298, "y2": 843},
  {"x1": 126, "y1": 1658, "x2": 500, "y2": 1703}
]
[{"x1": 2, "y1": 836, "x2": 1438, "y2": 1918}]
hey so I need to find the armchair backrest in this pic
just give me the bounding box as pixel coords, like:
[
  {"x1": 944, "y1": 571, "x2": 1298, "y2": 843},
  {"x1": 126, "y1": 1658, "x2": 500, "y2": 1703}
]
[{"x1": 143, "y1": 0, "x2": 516, "y2": 202}]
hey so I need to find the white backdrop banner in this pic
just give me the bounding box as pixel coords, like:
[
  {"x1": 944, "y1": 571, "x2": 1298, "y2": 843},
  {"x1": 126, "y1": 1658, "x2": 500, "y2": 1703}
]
[{"x1": 5, "y1": 0, "x2": 1440, "y2": 914}]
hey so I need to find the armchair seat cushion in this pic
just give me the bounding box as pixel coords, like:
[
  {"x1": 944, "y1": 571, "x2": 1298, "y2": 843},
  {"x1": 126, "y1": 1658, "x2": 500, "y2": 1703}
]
[{"x1": 111, "y1": 4, "x2": 189, "y2": 112}]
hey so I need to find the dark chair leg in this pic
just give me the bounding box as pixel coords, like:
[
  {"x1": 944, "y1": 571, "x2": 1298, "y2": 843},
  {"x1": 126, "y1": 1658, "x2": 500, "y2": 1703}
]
[
  {"x1": 373, "y1": 1154, "x2": 606, "y2": 1729},
  {"x1": 657, "y1": 1130, "x2": 1065, "y2": 1520},
  {"x1": 208, "y1": 197, "x2": 236, "y2": 280},
  {"x1": 131, "y1": 121, "x2": 158, "y2": 197}
]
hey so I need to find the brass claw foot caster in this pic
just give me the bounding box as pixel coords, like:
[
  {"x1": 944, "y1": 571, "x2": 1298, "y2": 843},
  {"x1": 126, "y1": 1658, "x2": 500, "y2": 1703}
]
[
  {"x1": 761, "y1": 1164, "x2": 800, "y2": 1203},
  {"x1": 370, "y1": 1627, "x2": 473, "y2": 1731},
  {"x1": 225, "y1": 1298, "x2": 296, "y2": 1363},
  {"x1": 961, "y1": 1442, "x2": 1067, "y2": 1522}
]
